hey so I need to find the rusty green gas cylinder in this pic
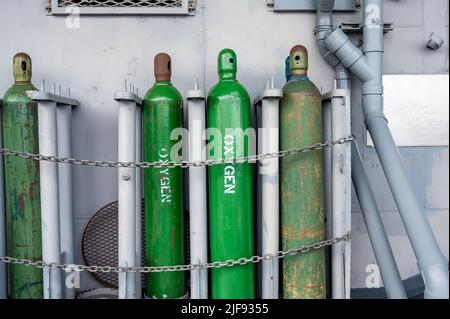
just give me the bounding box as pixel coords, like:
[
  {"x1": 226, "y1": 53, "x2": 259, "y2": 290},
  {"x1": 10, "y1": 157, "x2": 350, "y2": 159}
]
[
  {"x1": 2, "y1": 53, "x2": 43, "y2": 299},
  {"x1": 280, "y1": 45, "x2": 326, "y2": 299},
  {"x1": 143, "y1": 53, "x2": 185, "y2": 299},
  {"x1": 208, "y1": 49, "x2": 255, "y2": 299}
]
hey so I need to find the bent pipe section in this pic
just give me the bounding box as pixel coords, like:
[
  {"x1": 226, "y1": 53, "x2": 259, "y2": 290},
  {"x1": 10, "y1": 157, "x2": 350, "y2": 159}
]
[
  {"x1": 324, "y1": 27, "x2": 375, "y2": 83},
  {"x1": 315, "y1": 0, "x2": 352, "y2": 90},
  {"x1": 319, "y1": 0, "x2": 449, "y2": 299}
]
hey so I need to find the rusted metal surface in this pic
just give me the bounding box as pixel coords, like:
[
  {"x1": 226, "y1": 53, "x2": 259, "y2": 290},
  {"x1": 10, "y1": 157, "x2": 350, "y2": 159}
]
[
  {"x1": 280, "y1": 46, "x2": 326, "y2": 299},
  {"x1": 2, "y1": 53, "x2": 43, "y2": 299}
]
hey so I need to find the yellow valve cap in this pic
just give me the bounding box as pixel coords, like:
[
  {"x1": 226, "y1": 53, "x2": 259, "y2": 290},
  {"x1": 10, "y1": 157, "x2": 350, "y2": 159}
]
[
  {"x1": 290, "y1": 45, "x2": 308, "y2": 75},
  {"x1": 13, "y1": 52, "x2": 32, "y2": 83}
]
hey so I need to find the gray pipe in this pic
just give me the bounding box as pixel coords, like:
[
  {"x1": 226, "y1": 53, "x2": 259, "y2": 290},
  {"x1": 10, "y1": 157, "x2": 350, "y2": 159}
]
[
  {"x1": 315, "y1": 1, "x2": 338, "y2": 65},
  {"x1": 315, "y1": 1, "x2": 352, "y2": 90},
  {"x1": 351, "y1": 140, "x2": 407, "y2": 299},
  {"x1": 367, "y1": 119, "x2": 449, "y2": 299},
  {"x1": 334, "y1": 63, "x2": 351, "y2": 90},
  {"x1": 328, "y1": 18, "x2": 405, "y2": 298},
  {"x1": 334, "y1": 45, "x2": 405, "y2": 299},
  {"x1": 322, "y1": 0, "x2": 449, "y2": 299},
  {"x1": 324, "y1": 28, "x2": 375, "y2": 83}
]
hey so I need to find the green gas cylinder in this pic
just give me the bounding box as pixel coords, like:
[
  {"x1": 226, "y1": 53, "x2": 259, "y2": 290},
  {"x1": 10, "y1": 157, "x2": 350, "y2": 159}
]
[
  {"x1": 143, "y1": 53, "x2": 185, "y2": 299},
  {"x1": 2, "y1": 53, "x2": 43, "y2": 299},
  {"x1": 280, "y1": 45, "x2": 326, "y2": 299},
  {"x1": 208, "y1": 49, "x2": 255, "y2": 299}
]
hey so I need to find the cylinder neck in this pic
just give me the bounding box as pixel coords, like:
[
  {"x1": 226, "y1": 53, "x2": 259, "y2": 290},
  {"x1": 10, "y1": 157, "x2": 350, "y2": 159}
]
[
  {"x1": 290, "y1": 45, "x2": 309, "y2": 76},
  {"x1": 218, "y1": 49, "x2": 237, "y2": 81},
  {"x1": 13, "y1": 53, "x2": 32, "y2": 83},
  {"x1": 155, "y1": 81, "x2": 171, "y2": 86}
]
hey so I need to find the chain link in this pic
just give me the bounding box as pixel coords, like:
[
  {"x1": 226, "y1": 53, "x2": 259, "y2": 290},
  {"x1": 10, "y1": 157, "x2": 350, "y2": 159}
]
[
  {"x1": 0, "y1": 233, "x2": 350, "y2": 274},
  {"x1": 0, "y1": 136, "x2": 353, "y2": 169}
]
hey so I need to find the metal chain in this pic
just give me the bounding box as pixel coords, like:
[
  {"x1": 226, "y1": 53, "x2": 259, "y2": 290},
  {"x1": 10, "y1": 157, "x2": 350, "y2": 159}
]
[
  {"x1": 0, "y1": 232, "x2": 350, "y2": 274},
  {"x1": 0, "y1": 138, "x2": 352, "y2": 272},
  {"x1": 0, "y1": 136, "x2": 353, "y2": 169}
]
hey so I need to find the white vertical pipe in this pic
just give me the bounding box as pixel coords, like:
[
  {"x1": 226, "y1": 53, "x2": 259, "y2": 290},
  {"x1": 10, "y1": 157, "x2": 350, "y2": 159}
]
[
  {"x1": 38, "y1": 100, "x2": 62, "y2": 299},
  {"x1": 0, "y1": 101, "x2": 7, "y2": 299},
  {"x1": 187, "y1": 84, "x2": 208, "y2": 299},
  {"x1": 56, "y1": 104, "x2": 75, "y2": 299},
  {"x1": 323, "y1": 98, "x2": 332, "y2": 240},
  {"x1": 343, "y1": 113, "x2": 352, "y2": 297},
  {"x1": 322, "y1": 95, "x2": 332, "y2": 299},
  {"x1": 260, "y1": 84, "x2": 282, "y2": 300},
  {"x1": 135, "y1": 104, "x2": 142, "y2": 299},
  {"x1": 118, "y1": 100, "x2": 137, "y2": 299},
  {"x1": 331, "y1": 92, "x2": 351, "y2": 299},
  {"x1": 343, "y1": 94, "x2": 352, "y2": 300}
]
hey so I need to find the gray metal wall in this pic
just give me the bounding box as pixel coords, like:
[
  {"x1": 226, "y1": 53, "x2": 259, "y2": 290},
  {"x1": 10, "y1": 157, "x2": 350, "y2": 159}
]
[{"x1": 0, "y1": 0, "x2": 448, "y2": 291}]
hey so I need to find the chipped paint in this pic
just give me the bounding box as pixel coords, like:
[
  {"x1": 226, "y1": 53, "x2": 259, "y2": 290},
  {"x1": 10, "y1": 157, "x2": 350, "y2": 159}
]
[
  {"x1": 2, "y1": 82, "x2": 43, "y2": 299},
  {"x1": 280, "y1": 75, "x2": 326, "y2": 299}
]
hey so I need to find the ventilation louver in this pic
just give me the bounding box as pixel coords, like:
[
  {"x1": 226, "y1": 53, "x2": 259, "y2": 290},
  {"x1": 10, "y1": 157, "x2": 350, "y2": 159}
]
[{"x1": 50, "y1": 0, "x2": 196, "y2": 15}]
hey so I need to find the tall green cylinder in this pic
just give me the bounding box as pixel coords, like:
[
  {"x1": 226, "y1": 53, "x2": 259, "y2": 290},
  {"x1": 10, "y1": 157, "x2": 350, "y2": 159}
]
[
  {"x1": 143, "y1": 53, "x2": 185, "y2": 299},
  {"x1": 2, "y1": 53, "x2": 43, "y2": 299},
  {"x1": 208, "y1": 49, "x2": 255, "y2": 299},
  {"x1": 280, "y1": 45, "x2": 326, "y2": 299}
]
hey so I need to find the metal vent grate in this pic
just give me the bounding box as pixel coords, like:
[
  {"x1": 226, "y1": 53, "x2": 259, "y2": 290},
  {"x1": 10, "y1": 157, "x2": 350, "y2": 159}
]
[
  {"x1": 58, "y1": 0, "x2": 182, "y2": 8},
  {"x1": 82, "y1": 201, "x2": 124, "y2": 288},
  {"x1": 81, "y1": 199, "x2": 190, "y2": 289},
  {"x1": 50, "y1": 0, "x2": 196, "y2": 15}
]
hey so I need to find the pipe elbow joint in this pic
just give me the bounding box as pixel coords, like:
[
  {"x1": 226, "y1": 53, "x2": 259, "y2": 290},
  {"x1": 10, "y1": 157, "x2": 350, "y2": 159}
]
[
  {"x1": 324, "y1": 28, "x2": 360, "y2": 67},
  {"x1": 315, "y1": 0, "x2": 340, "y2": 68},
  {"x1": 418, "y1": 256, "x2": 449, "y2": 299},
  {"x1": 325, "y1": 27, "x2": 376, "y2": 82}
]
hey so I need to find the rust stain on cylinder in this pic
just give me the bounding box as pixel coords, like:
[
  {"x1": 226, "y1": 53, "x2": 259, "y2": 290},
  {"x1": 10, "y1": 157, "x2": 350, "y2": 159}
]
[{"x1": 281, "y1": 46, "x2": 326, "y2": 299}]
